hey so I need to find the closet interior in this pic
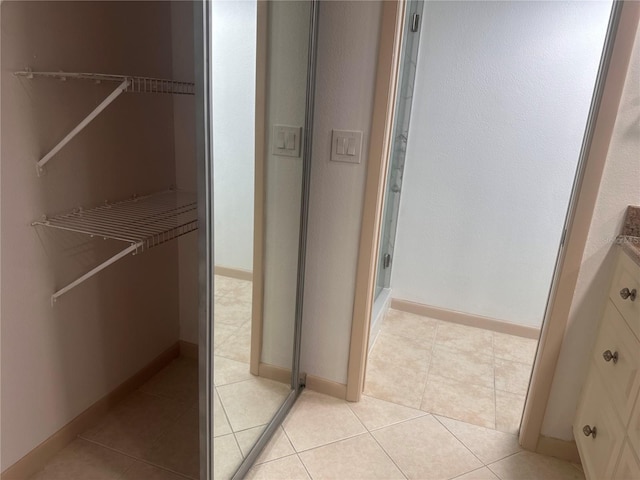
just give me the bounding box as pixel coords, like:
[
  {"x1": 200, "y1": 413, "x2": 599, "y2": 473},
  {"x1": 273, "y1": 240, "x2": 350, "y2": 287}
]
[{"x1": 2, "y1": 1, "x2": 201, "y2": 478}]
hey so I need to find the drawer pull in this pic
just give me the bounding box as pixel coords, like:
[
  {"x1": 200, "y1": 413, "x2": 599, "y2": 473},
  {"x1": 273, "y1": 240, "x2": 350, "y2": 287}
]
[
  {"x1": 619, "y1": 287, "x2": 637, "y2": 301},
  {"x1": 602, "y1": 349, "x2": 619, "y2": 364},
  {"x1": 582, "y1": 425, "x2": 597, "y2": 438}
]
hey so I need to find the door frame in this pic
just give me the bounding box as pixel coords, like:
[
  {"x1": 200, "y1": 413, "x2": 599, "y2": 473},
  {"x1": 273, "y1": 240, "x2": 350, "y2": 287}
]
[{"x1": 347, "y1": 0, "x2": 640, "y2": 458}]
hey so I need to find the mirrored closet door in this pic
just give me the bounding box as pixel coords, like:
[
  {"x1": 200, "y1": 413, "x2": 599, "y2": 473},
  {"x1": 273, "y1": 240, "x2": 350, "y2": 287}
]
[{"x1": 199, "y1": 1, "x2": 318, "y2": 478}]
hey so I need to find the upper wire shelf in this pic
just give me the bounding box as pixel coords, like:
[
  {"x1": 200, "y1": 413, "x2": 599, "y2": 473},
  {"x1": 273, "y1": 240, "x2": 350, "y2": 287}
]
[
  {"x1": 14, "y1": 69, "x2": 195, "y2": 175},
  {"x1": 14, "y1": 71, "x2": 195, "y2": 95},
  {"x1": 33, "y1": 189, "x2": 198, "y2": 303}
]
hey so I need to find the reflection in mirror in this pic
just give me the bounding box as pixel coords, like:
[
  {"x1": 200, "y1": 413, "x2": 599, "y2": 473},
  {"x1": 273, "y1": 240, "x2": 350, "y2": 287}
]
[{"x1": 211, "y1": 1, "x2": 312, "y2": 478}]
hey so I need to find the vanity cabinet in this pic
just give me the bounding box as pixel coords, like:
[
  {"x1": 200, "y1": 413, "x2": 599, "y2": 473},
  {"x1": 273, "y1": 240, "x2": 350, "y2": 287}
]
[{"x1": 574, "y1": 248, "x2": 640, "y2": 480}]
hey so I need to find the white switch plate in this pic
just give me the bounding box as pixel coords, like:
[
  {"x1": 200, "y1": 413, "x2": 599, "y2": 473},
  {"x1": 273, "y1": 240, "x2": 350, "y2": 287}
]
[
  {"x1": 331, "y1": 130, "x2": 362, "y2": 164},
  {"x1": 272, "y1": 125, "x2": 302, "y2": 158}
]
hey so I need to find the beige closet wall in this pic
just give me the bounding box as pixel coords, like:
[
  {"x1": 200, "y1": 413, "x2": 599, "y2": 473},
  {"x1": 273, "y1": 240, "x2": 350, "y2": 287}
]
[
  {"x1": 1, "y1": 1, "x2": 182, "y2": 470},
  {"x1": 171, "y1": 1, "x2": 198, "y2": 345}
]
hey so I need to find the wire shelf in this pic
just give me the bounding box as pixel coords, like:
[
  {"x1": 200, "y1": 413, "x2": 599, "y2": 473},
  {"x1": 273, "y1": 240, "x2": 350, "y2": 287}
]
[
  {"x1": 33, "y1": 190, "x2": 198, "y2": 303},
  {"x1": 34, "y1": 190, "x2": 198, "y2": 251},
  {"x1": 14, "y1": 71, "x2": 195, "y2": 95}
]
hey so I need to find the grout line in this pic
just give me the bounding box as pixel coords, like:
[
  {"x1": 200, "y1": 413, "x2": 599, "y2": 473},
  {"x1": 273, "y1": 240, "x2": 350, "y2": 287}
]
[
  {"x1": 296, "y1": 452, "x2": 315, "y2": 479},
  {"x1": 433, "y1": 415, "x2": 486, "y2": 467},
  {"x1": 79, "y1": 437, "x2": 196, "y2": 480},
  {"x1": 368, "y1": 431, "x2": 409, "y2": 480},
  {"x1": 493, "y1": 332, "x2": 498, "y2": 431}
]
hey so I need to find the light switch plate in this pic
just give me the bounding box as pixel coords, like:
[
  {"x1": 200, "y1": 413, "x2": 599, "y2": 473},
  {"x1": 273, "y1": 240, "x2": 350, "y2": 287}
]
[
  {"x1": 272, "y1": 125, "x2": 302, "y2": 158},
  {"x1": 331, "y1": 130, "x2": 362, "y2": 164}
]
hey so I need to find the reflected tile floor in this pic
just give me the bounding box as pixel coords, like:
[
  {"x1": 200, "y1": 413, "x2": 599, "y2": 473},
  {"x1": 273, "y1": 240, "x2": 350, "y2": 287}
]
[
  {"x1": 365, "y1": 309, "x2": 539, "y2": 433},
  {"x1": 246, "y1": 390, "x2": 584, "y2": 480}
]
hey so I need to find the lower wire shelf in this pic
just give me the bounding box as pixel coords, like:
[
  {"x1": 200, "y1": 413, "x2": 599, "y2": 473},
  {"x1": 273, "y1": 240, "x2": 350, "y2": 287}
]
[{"x1": 32, "y1": 190, "x2": 198, "y2": 304}]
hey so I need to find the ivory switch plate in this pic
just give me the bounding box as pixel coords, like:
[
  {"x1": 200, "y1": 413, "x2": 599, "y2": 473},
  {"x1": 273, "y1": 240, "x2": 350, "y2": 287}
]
[
  {"x1": 331, "y1": 130, "x2": 362, "y2": 164},
  {"x1": 272, "y1": 125, "x2": 302, "y2": 158}
]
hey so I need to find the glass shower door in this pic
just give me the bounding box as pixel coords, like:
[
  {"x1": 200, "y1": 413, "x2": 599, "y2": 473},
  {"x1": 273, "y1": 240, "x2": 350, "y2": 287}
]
[{"x1": 375, "y1": 0, "x2": 424, "y2": 298}]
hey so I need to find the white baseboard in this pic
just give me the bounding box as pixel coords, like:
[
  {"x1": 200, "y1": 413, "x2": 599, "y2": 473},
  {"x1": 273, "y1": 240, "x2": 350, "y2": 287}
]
[
  {"x1": 214, "y1": 266, "x2": 253, "y2": 282},
  {"x1": 390, "y1": 298, "x2": 540, "y2": 339}
]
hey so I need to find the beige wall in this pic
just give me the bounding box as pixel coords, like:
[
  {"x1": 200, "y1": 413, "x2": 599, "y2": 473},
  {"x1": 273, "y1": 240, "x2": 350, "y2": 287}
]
[
  {"x1": 1, "y1": 1, "x2": 183, "y2": 470},
  {"x1": 541, "y1": 22, "x2": 640, "y2": 441},
  {"x1": 171, "y1": 1, "x2": 199, "y2": 344},
  {"x1": 300, "y1": 1, "x2": 382, "y2": 384}
]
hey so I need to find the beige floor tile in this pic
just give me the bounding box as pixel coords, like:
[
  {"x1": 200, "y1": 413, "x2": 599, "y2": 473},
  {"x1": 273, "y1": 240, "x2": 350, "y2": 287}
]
[
  {"x1": 430, "y1": 345, "x2": 494, "y2": 388},
  {"x1": 381, "y1": 309, "x2": 439, "y2": 344},
  {"x1": 436, "y1": 415, "x2": 520, "y2": 464},
  {"x1": 421, "y1": 374, "x2": 496, "y2": 429},
  {"x1": 214, "y1": 296, "x2": 252, "y2": 327},
  {"x1": 435, "y1": 322, "x2": 494, "y2": 356},
  {"x1": 142, "y1": 407, "x2": 199, "y2": 479},
  {"x1": 140, "y1": 357, "x2": 198, "y2": 404},
  {"x1": 488, "y1": 451, "x2": 585, "y2": 480},
  {"x1": 364, "y1": 358, "x2": 428, "y2": 409},
  {"x1": 283, "y1": 390, "x2": 366, "y2": 452},
  {"x1": 372, "y1": 415, "x2": 482, "y2": 480},
  {"x1": 493, "y1": 333, "x2": 538, "y2": 365},
  {"x1": 244, "y1": 455, "x2": 310, "y2": 480},
  {"x1": 494, "y1": 358, "x2": 532, "y2": 396},
  {"x1": 213, "y1": 434, "x2": 243, "y2": 480},
  {"x1": 299, "y1": 433, "x2": 404, "y2": 480},
  {"x1": 348, "y1": 394, "x2": 427, "y2": 431},
  {"x1": 234, "y1": 425, "x2": 295, "y2": 464},
  {"x1": 453, "y1": 467, "x2": 500, "y2": 479},
  {"x1": 214, "y1": 323, "x2": 240, "y2": 348},
  {"x1": 214, "y1": 355, "x2": 253, "y2": 386},
  {"x1": 29, "y1": 439, "x2": 134, "y2": 480},
  {"x1": 214, "y1": 275, "x2": 252, "y2": 300},
  {"x1": 121, "y1": 460, "x2": 191, "y2": 480},
  {"x1": 217, "y1": 378, "x2": 290, "y2": 432},
  {"x1": 80, "y1": 391, "x2": 188, "y2": 458},
  {"x1": 216, "y1": 327, "x2": 252, "y2": 364},
  {"x1": 495, "y1": 390, "x2": 524, "y2": 434},
  {"x1": 368, "y1": 332, "x2": 431, "y2": 372},
  {"x1": 214, "y1": 391, "x2": 232, "y2": 437}
]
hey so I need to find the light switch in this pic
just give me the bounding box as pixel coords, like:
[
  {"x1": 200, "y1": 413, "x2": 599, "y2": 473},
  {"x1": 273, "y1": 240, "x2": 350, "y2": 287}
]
[
  {"x1": 272, "y1": 125, "x2": 302, "y2": 158},
  {"x1": 331, "y1": 130, "x2": 362, "y2": 164},
  {"x1": 286, "y1": 132, "x2": 296, "y2": 150}
]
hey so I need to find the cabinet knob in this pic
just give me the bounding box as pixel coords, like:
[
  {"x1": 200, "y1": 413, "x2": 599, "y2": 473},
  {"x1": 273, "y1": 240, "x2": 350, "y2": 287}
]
[
  {"x1": 582, "y1": 425, "x2": 597, "y2": 438},
  {"x1": 602, "y1": 349, "x2": 619, "y2": 364},
  {"x1": 620, "y1": 288, "x2": 637, "y2": 301}
]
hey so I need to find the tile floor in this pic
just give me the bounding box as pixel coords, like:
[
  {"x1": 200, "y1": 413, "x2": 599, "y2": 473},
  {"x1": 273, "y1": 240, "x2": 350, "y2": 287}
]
[
  {"x1": 364, "y1": 308, "x2": 538, "y2": 433},
  {"x1": 213, "y1": 275, "x2": 291, "y2": 479},
  {"x1": 241, "y1": 390, "x2": 585, "y2": 480},
  {"x1": 30, "y1": 289, "x2": 582, "y2": 480},
  {"x1": 29, "y1": 356, "x2": 200, "y2": 480}
]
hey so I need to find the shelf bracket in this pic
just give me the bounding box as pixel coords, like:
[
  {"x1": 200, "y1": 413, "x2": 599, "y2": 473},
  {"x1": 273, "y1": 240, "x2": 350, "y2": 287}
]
[
  {"x1": 51, "y1": 241, "x2": 141, "y2": 305},
  {"x1": 36, "y1": 79, "x2": 130, "y2": 176}
]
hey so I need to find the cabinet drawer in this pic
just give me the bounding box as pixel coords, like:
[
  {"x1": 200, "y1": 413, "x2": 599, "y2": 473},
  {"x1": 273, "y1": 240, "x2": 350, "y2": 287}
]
[
  {"x1": 593, "y1": 301, "x2": 640, "y2": 424},
  {"x1": 610, "y1": 250, "x2": 640, "y2": 339},
  {"x1": 575, "y1": 370, "x2": 625, "y2": 480},
  {"x1": 613, "y1": 441, "x2": 640, "y2": 480}
]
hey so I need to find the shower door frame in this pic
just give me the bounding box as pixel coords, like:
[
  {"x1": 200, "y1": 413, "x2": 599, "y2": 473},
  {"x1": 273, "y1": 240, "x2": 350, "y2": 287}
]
[{"x1": 347, "y1": 0, "x2": 640, "y2": 458}]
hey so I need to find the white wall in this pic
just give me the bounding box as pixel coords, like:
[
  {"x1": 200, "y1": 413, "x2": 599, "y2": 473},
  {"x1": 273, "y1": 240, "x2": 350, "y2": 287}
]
[
  {"x1": 391, "y1": 1, "x2": 612, "y2": 328},
  {"x1": 260, "y1": 1, "x2": 310, "y2": 369},
  {"x1": 212, "y1": 0, "x2": 256, "y2": 273},
  {"x1": 1, "y1": 2, "x2": 180, "y2": 470},
  {"x1": 300, "y1": 1, "x2": 382, "y2": 384},
  {"x1": 541, "y1": 24, "x2": 640, "y2": 441}
]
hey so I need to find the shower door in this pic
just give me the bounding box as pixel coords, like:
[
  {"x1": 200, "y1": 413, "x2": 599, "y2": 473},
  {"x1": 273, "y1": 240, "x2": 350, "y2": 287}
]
[{"x1": 375, "y1": 0, "x2": 424, "y2": 298}]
